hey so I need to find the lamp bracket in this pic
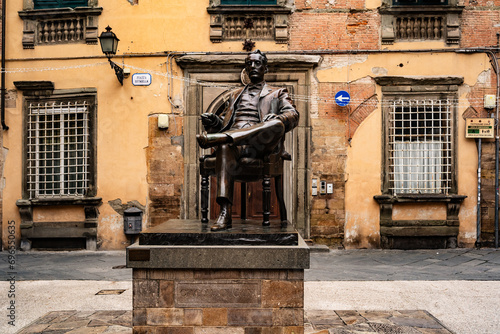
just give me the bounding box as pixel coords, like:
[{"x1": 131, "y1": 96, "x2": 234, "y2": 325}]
[{"x1": 108, "y1": 58, "x2": 124, "y2": 85}]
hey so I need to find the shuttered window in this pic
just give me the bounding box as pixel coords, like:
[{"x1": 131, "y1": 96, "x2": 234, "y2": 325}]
[
  {"x1": 34, "y1": 0, "x2": 88, "y2": 9},
  {"x1": 220, "y1": 0, "x2": 277, "y2": 5}
]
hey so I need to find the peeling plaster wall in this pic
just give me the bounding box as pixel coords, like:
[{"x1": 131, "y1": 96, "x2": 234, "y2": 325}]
[{"x1": 316, "y1": 52, "x2": 489, "y2": 248}]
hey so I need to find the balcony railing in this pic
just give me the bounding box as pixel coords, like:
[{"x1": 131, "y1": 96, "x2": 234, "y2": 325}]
[
  {"x1": 38, "y1": 18, "x2": 86, "y2": 44},
  {"x1": 395, "y1": 15, "x2": 445, "y2": 40}
]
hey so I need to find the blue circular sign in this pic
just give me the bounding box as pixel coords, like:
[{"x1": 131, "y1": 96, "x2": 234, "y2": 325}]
[{"x1": 335, "y1": 90, "x2": 351, "y2": 107}]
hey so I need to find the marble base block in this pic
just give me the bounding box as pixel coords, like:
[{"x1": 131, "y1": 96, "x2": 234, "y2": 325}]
[{"x1": 127, "y1": 220, "x2": 310, "y2": 334}]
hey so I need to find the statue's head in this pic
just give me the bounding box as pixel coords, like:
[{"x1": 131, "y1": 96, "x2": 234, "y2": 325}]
[{"x1": 245, "y1": 50, "x2": 268, "y2": 84}]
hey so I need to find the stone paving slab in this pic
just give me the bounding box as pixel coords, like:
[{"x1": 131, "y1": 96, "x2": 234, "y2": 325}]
[
  {"x1": 305, "y1": 310, "x2": 453, "y2": 334},
  {"x1": 16, "y1": 310, "x2": 453, "y2": 334},
  {"x1": 15, "y1": 310, "x2": 132, "y2": 334}
]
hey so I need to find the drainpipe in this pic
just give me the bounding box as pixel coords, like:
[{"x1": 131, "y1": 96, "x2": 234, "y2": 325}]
[
  {"x1": 476, "y1": 138, "x2": 482, "y2": 248},
  {"x1": 1, "y1": 0, "x2": 8, "y2": 130},
  {"x1": 488, "y1": 46, "x2": 500, "y2": 249}
]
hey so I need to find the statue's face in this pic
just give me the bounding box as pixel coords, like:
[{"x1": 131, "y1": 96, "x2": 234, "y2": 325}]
[{"x1": 245, "y1": 53, "x2": 267, "y2": 84}]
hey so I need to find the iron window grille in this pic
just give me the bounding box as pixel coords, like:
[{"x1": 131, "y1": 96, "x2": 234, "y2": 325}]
[
  {"x1": 26, "y1": 101, "x2": 90, "y2": 199},
  {"x1": 387, "y1": 99, "x2": 453, "y2": 195}
]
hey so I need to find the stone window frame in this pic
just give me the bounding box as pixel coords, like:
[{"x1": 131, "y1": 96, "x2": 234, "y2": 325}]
[
  {"x1": 380, "y1": 0, "x2": 463, "y2": 45},
  {"x1": 207, "y1": 0, "x2": 292, "y2": 44},
  {"x1": 15, "y1": 82, "x2": 98, "y2": 201},
  {"x1": 376, "y1": 76, "x2": 462, "y2": 197},
  {"x1": 19, "y1": 0, "x2": 102, "y2": 49},
  {"x1": 373, "y1": 76, "x2": 467, "y2": 248},
  {"x1": 14, "y1": 82, "x2": 101, "y2": 250}
]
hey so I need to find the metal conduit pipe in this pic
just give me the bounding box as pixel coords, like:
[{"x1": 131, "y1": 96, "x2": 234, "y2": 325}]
[
  {"x1": 476, "y1": 138, "x2": 482, "y2": 248},
  {"x1": 1, "y1": 0, "x2": 8, "y2": 130},
  {"x1": 7, "y1": 47, "x2": 500, "y2": 62}
]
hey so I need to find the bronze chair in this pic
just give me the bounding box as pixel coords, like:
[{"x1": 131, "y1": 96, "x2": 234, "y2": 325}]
[{"x1": 199, "y1": 90, "x2": 290, "y2": 227}]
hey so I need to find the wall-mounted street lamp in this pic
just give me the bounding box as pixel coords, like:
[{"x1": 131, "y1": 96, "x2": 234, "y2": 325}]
[{"x1": 99, "y1": 26, "x2": 125, "y2": 85}]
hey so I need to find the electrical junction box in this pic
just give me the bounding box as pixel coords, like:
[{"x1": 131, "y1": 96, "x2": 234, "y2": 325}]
[
  {"x1": 312, "y1": 178, "x2": 318, "y2": 196},
  {"x1": 466, "y1": 118, "x2": 494, "y2": 139},
  {"x1": 484, "y1": 95, "x2": 496, "y2": 109},
  {"x1": 320, "y1": 181, "x2": 327, "y2": 195},
  {"x1": 158, "y1": 114, "x2": 169, "y2": 129}
]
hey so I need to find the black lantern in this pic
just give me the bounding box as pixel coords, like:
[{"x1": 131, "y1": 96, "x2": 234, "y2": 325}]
[
  {"x1": 98, "y1": 26, "x2": 124, "y2": 85},
  {"x1": 99, "y1": 26, "x2": 119, "y2": 56}
]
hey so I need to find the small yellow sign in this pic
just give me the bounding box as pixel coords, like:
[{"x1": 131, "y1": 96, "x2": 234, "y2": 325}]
[{"x1": 466, "y1": 118, "x2": 494, "y2": 139}]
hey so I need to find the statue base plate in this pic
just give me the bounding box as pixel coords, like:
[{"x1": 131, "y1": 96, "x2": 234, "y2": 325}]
[{"x1": 139, "y1": 218, "x2": 298, "y2": 246}]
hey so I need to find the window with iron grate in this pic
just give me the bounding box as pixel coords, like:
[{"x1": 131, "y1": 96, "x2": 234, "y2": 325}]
[
  {"x1": 387, "y1": 99, "x2": 454, "y2": 195},
  {"x1": 26, "y1": 100, "x2": 92, "y2": 199}
]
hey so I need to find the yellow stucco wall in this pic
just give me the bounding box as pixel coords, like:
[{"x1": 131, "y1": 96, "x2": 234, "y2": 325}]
[{"x1": 2, "y1": 0, "x2": 288, "y2": 249}]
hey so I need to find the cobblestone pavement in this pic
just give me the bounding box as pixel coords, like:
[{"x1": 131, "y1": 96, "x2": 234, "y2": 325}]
[
  {"x1": 2, "y1": 248, "x2": 499, "y2": 282},
  {"x1": 306, "y1": 248, "x2": 500, "y2": 281},
  {"x1": 0, "y1": 250, "x2": 131, "y2": 281},
  {"x1": 16, "y1": 309, "x2": 453, "y2": 334},
  {"x1": 2, "y1": 248, "x2": 499, "y2": 333}
]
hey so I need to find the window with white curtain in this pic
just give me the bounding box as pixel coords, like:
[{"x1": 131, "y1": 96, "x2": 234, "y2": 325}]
[{"x1": 387, "y1": 99, "x2": 453, "y2": 195}]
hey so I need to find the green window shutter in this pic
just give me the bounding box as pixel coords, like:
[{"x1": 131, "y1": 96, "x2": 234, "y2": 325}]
[
  {"x1": 34, "y1": 0, "x2": 88, "y2": 9},
  {"x1": 220, "y1": 0, "x2": 277, "y2": 5}
]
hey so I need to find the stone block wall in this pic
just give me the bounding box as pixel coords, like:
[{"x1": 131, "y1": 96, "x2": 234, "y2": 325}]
[
  {"x1": 132, "y1": 268, "x2": 305, "y2": 334},
  {"x1": 146, "y1": 115, "x2": 184, "y2": 227}
]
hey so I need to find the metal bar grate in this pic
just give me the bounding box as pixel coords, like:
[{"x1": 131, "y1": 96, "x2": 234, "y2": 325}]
[
  {"x1": 388, "y1": 99, "x2": 453, "y2": 194},
  {"x1": 27, "y1": 101, "x2": 90, "y2": 199}
]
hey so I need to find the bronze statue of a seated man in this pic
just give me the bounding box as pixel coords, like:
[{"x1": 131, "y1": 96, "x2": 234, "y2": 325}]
[{"x1": 196, "y1": 50, "x2": 299, "y2": 231}]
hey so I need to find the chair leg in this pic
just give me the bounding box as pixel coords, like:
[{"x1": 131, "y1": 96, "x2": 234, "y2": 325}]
[
  {"x1": 241, "y1": 182, "x2": 247, "y2": 220},
  {"x1": 201, "y1": 175, "x2": 209, "y2": 224},
  {"x1": 274, "y1": 175, "x2": 287, "y2": 227},
  {"x1": 262, "y1": 176, "x2": 271, "y2": 226}
]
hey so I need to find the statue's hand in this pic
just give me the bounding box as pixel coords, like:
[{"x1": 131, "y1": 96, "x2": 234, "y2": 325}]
[
  {"x1": 263, "y1": 113, "x2": 278, "y2": 122},
  {"x1": 200, "y1": 113, "x2": 219, "y2": 127}
]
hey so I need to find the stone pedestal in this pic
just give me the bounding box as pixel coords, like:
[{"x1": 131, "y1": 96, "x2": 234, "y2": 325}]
[{"x1": 127, "y1": 219, "x2": 310, "y2": 334}]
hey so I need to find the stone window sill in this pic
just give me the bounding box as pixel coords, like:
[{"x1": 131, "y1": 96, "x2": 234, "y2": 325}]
[
  {"x1": 18, "y1": 7, "x2": 103, "y2": 49},
  {"x1": 16, "y1": 197, "x2": 102, "y2": 229},
  {"x1": 374, "y1": 194, "x2": 466, "y2": 204}
]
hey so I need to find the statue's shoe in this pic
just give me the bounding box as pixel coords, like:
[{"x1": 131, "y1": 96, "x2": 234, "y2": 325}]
[
  {"x1": 211, "y1": 211, "x2": 232, "y2": 231},
  {"x1": 196, "y1": 133, "x2": 231, "y2": 149}
]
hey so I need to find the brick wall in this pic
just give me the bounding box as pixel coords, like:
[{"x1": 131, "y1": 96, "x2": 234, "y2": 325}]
[
  {"x1": 461, "y1": 8, "x2": 500, "y2": 48},
  {"x1": 308, "y1": 76, "x2": 378, "y2": 246},
  {"x1": 289, "y1": 11, "x2": 380, "y2": 51}
]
